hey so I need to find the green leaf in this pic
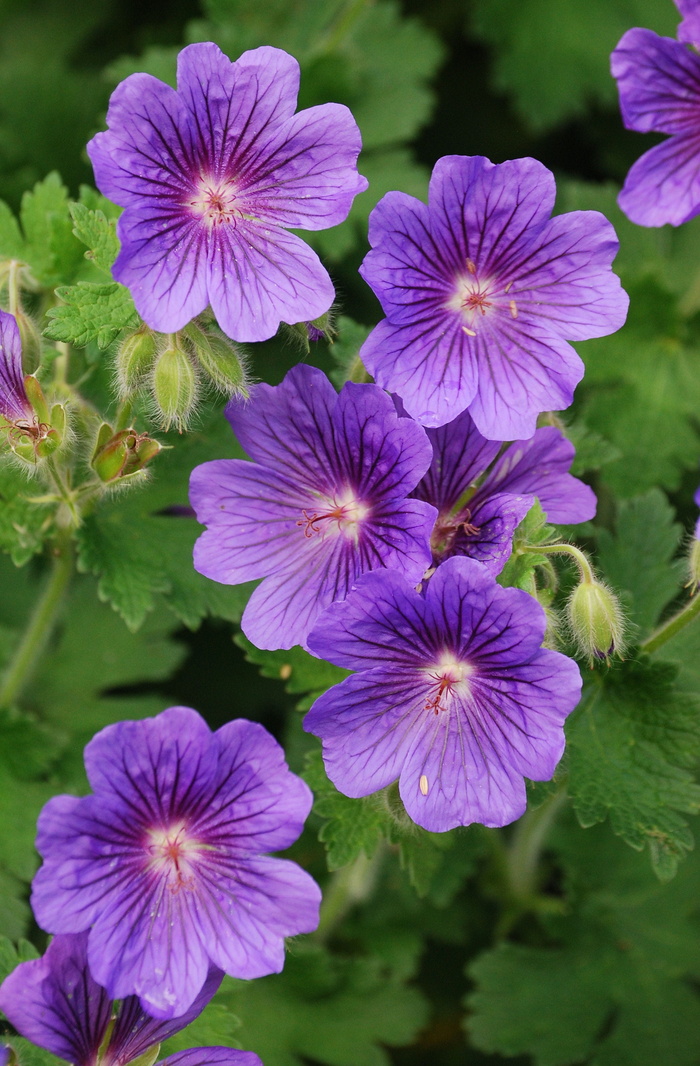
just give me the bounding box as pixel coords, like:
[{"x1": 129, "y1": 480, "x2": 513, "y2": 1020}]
[
  {"x1": 328, "y1": 316, "x2": 372, "y2": 388},
  {"x1": 0, "y1": 934, "x2": 38, "y2": 984},
  {"x1": 467, "y1": 820, "x2": 700, "y2": 1066},
  {"x1": 235, "y1": 637, "x2": 350, "y2": 712},
  {"x1": 69, "y1": 201, "x2": 121, "y2": 274},
  {"x1": 75, "y1": 406, "x2": 253, "y2": 630},
  {"x1": 470, "y1": 0, "x2": 678, "y2": 133},
  {"x1": 303, "y1": 746, "x2": 388, "y2": 870},
  {"x1": 567, "y1": 659, "x2": 700, "y2": 879},
  {"x1": 217, "y1": 941, "x2": 429, "y2": 1066},
  {"x1": 44, "y1": 281, "x2": 138, "y2": 349},
  {"x1": 0, "y1": 462, "x2": 55, "y2": 566},
  {"x1": 18, "y1": 172, "x2": 86, "y2": 287},
  {"x1": 597, "y1": 489, "x2": 684, "y2": 637}
]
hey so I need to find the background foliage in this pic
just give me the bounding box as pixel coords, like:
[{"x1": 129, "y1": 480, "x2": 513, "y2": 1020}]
[{"x1": 0, "y1": 1, "x2": 699, "y2": 1064}]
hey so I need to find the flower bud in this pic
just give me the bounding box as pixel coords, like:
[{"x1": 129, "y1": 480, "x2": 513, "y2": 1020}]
[
  {"x1": 183, "y1": 323, "x2": 248, "y2": 396},
  {"x1": 16, "y1": 310, "x2": 42, "y2": 373},
  {"x1": 91, "y1": 423, "x2": 162, "y2": 484},
  {"x1": 283, "y1": 312, "x2": 336, "y2": 352},
  {"x1": 152, "y1": 342, "x2": 198, "y2": 432},
  {"x1": 567, "y1": 578, "x2": 625, "y2": 665},
  {"x1": 5, "y1": 377, "x2": 66, "y2": 463},
  {"x1": 115, "y1": 327, "x2": 158, "y2": 397}
]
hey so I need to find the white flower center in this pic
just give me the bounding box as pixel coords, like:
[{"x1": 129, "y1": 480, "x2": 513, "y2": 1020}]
[
  {"x1": 446, "y1": 258, "x2": 518, "y2": 336},
  {"x1": 424, "y1": 652, "x2": 473, "y2": 713},
  {"x1": 297, "y1": 487, "x2": 370, "y2": 544},
  {"x1": 189, "y1": 176, "x2": 240, "y2": 227},
  {"x1": 146, "y1": 821, "x2": 202, "y2": 891}
]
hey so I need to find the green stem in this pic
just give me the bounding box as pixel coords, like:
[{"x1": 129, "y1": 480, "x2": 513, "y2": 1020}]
[
  {"x1": 315, "y1": 845, "x2": 385, "y2": 942},
  {"x1": 8, "y1": 259, "x2": 20, "y2": 316},
  {"x1": 641, "y1": 592, "x2": 700, "y2": 654},
  {"x1": 0, "y1": 532, "x2": 73, "y2": 708},
  {"x1": 46, "y1": 457, "x2": 80, "y2": 527},
  {"x1": 506, "y1": 786, "x2": 568, "y2": 901},
  {"x1": 524, "y1": 542, "x2": 595, "y2": 584}
]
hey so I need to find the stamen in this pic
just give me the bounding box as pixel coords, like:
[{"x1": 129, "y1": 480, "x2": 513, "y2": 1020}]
[
  {"x1": 462, "y1": 325, "x2": 477, "y2": 337},
  {"x1": 504, "y1": 281, "x2": 512, "y2": 294},
  {"x1": 466, "y1": 258, "x2": 477, "y2": 275},
  {"x1": 509, "y1": 300, "x2": 518, "y2": 319},
  {"x1": 419, "y1": 774, "x2": 429, "y2": 796}
]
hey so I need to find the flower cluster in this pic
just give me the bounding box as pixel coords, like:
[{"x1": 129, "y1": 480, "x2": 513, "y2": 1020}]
[{"x1": 612, "y1": 1, "x2": 700, "y2": 226}]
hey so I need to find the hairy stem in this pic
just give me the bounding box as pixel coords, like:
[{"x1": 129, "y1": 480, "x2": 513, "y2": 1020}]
[
  {"x1": 506, "y1": 786, "x2": 568, "y2": 901},
  {"x1": 641, "y1": 592, "x2": 700, "y2": 654},
  {"x1": 0, "y1": 532, "x2": 73, "y2": 708},
  {"x1": 315, "y1": 844, "x2": 385, "y2": 942},
  {"x1": 524, "y1": 542, "x2": 595, "y2": 584}
]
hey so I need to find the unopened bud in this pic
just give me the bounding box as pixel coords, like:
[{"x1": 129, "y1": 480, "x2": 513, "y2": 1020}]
[
  {"x1": 16, "y1": 311, "x2": 42, "y2": 373},
  {"x1": 116, "y1": 327, "x2": 158, "y2": 396},
  {"x1": 91, "y1": 423, "x2": 162, "y2": 483},
  {"x1": 23, "y1": 374, "x2": 50, "y2": 425},
  {"x1": 284, "y1": 312, "x2": 336, "y2": 352},
  {"x1": 6, "y1": 378, "x2": 66, "y2": 463},
  {"x1": 152, "y1": 342, "x2": 198, "y2": 432},
  {"x1": 567, "y1": 579, "x2": 625, "y2": 665},
  {"x1": 183, "y1": 324, "x2": 248, "y2": 396}
]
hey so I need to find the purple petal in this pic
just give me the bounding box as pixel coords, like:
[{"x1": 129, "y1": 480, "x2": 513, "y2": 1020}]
[
  {"x1": 194, "y1": 856, "x2": 321, "y2": 979},
  {"x1": 360, "y1": 316, "x2": 479, "y2": 429},
  {"x1": 86, "y1": 73, "x2": 194, "y2": 209},
  {"x1": 360, "y1": 190, "x2": 453, "y2": 325},
  {"x1": 618, "y1": 131, "x2": 700, "y2": 226},
  {"x1": 0, "y1": 933, "x2": 110, "y2": 1066},
  {"x1": 694, "y1": 483, "x2": 700, "y2": 508},
  {"x1": 508, "y1": 211, "x2": 627, "y2": 342},
  {"x1": 611, "y1": 28, "x2": 700, "y2": 135},
  {"x1": 207, "y1": 222, "x2": 334, "y2": 343},
  {"x1": 0, "y1": 310, "x2": 31, "y2": 422},
  {"x1": 226, "y1": 365, "x2": 338, "y2": 481},
  {"x1": 428, "y1": 154, "x2": 556, "y2": 273},
  {"x1": 466, "y1": 327, "x2": 584, "y2": 441},
  {"x1": 415, "y1": 410, "x2": 501, "y2": 513},
  {"x1": 112, "y1": 211, "x2": 209, "y2": 332},
  {"x1": 176, "y1": 44, "x2": 300, "y2": 164},
  {"x1": 244, "y1": 103, "x2": 368, "y2": 230},
  {"x1": 676, "y1": 0, "x2": 700, "y2": 46},
  {"x1": 476, "y1": 426, "x2": 596, "y2": 524},
  {"x1": 111, "y1": 968, "x2": 223, "y2": 1065},
  {"x1": 457, "y1": 491, "x2": 533, "y2": 575},
  {"x1": 161, "y1": 1049, "x2": 262, "y2": 1066}
]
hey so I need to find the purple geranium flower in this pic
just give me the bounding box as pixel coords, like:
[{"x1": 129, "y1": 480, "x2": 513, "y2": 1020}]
[
  {"x1": 30, "y1": 707, "x2": 321, "y2": 1019},
  {"x1": 304, "y1": 557, "x2": 582, "y2": 832},
  {"x1": 413, "y1": 409, "x2": 596, "y2": 574},
  {"x1": 88, "y1": 42, "x2": 367, "y2": 342},
  {"x1": 0, "y1": 933, "x2": 259, "y2": 1066},
  {"x1": 0, "y1": 309, "x2": 32, "y2": 424},
  {"x1": 358, "y1": 154, "x2": 628, "y2": 439},
  {"x1": 612, "y1": 4, "x2": 700, "y2": 226},
  {"x1": 190, "y1": 364, "x2": 437, "y2": 650}
]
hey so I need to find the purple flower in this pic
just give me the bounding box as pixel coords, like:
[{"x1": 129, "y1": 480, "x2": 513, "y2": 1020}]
[
  {"x1": 30, "y1": 706, "x2": 321, "y2": 1019},
  {"x1": 358, "y1": 155, "x2": 628, "y2": 439},
  {"x1": 303, "y1": 557, "x2": 582, "y2": 832},
  {"x1": 0, "y1": 933, "x2": 256, "y2": 1066},
  {"x1": 0, "y1": 309, "x2": 32, "y2": 424},
  {"x1": 189, "y1": 364, "x2": 437, "y2": 650},
  {"x1": 413, "y1": 409, "x2": 596, "y2": 574},
  {"x1": 612, "y1": 6, "x2": 700, "y2": 226},
  {"x1": 88, "y1": 42, "x2": 367, "y2": 342}
]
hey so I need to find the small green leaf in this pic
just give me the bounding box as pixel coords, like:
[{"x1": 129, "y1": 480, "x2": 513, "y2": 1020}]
[
  {"x1": 235, "y1": 637, "x2": 350, "y2": 711},
  {"x1": 18, "y1": 172, "x2": 86, "y2": 287},
  {"x1": 69, "y1": 201, "x2": 121, "y2": 274},
  {"x1": 304, "y1": 746, "x2": 387, "y2": 870},
  {"x1": 44, "y1": 280, "x2": 138, "y2": 349}
]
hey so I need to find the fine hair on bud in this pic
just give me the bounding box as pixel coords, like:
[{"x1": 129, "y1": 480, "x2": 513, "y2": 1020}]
[
  {"x1": 567, "y1": 577, "x2": 626, "y2": 666},
  {"x1": 182, "y1": 322, "x2": 250, "y2": 397},
  {"x1": 115, "y1": 326, "x2": 158, "y2": 398},
  {"x1": 151, "y1": 337, "x2": 199, "y2": 432},
  {"x1": 686, "y1": 532, "x2": 700, "y2": 594}
]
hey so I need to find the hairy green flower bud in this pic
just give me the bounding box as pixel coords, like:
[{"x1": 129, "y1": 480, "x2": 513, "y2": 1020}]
[
  {"x1": 6, "y1": 377, "x2": 66, "y2": 463},
  {"x1": 284, "y1": 312, "x2": 336, "y2": 352},
  {"x1": 567, "y1": 578, "x2": 625, "y2": 665},
  {"x1": 152, "y1": 342, "x2": 198, "y2": 432},
  {"x1": 115, "y1": 327, "x2": 158, "y2": 397},
  {"x1": 183, "y1": 323, "x2": 248, "y2": 396}
]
